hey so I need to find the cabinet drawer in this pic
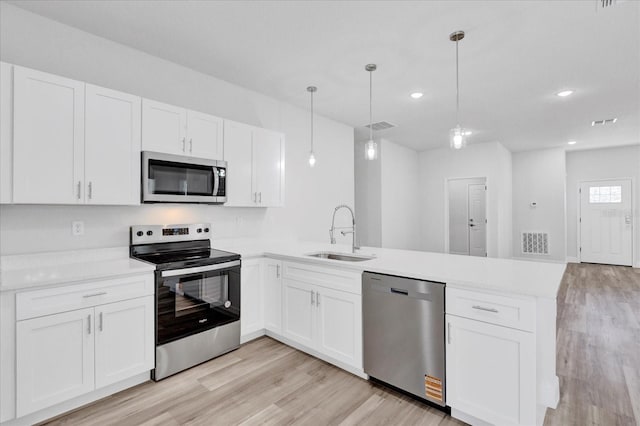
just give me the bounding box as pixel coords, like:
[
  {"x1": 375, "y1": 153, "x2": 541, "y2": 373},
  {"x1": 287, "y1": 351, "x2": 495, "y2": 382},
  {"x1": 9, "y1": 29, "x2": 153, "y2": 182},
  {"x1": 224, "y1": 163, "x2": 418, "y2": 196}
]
[
  {"x1": 282, "y1": 261, "x2": 361, "y2": 295},
  {"x1": 446, "y1": 287, "x2": 535, "y2": 332},
  {"x1": 16, "y1": 274, "x2": 154, "y2": 321}
]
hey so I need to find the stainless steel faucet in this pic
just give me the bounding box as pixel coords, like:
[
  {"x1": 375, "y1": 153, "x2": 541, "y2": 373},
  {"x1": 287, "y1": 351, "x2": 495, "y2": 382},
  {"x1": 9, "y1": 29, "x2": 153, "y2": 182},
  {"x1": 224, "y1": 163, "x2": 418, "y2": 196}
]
[{"x1": 329, "y1": 204, "x2": 359, "y2": 253}]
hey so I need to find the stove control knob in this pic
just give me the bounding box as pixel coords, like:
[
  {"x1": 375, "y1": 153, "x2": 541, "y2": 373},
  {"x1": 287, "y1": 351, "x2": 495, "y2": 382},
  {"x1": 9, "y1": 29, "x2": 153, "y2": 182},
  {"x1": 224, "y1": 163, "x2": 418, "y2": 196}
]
[
  {"x1": 136, "y1": 231, "x2": 143, "y2": 237},
  {"x1": 204, "y1": 227, "x2": 210, "y2": 233},
  {"x1": 147, "y1": 231, "x2": 153, "y2": 236},
  {"x1": 197, "y1": 228, "x2": 202, "y2": 233}
]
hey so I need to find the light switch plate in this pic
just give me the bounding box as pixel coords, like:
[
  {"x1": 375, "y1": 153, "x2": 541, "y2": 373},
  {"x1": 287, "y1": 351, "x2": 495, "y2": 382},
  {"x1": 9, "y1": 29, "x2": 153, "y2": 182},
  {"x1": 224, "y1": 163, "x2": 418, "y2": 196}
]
[{"x1": 72, "y1": 221, "x2": 85, "y2": 236}]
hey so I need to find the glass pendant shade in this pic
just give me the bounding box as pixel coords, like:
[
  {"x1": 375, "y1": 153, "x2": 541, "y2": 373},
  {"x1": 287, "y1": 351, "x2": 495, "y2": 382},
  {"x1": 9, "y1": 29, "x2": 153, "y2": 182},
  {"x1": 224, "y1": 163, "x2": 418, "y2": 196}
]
[
  {"x1": 449, "y1": 125, "x2": 467, "y2": 150},
  {"x1": 365, "y1": 139, "x2": 378, "y2": 160},
  {"x1": 308, "y1": 151, "x2": 316, "y2": 167}
]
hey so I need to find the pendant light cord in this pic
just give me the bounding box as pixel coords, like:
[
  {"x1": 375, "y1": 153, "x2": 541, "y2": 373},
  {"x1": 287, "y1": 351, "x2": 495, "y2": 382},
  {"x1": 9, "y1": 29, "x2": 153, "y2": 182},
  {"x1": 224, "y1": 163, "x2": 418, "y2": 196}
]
[
  {"x1": 369, "y1": 70, "x2": 373, "y2": 141},
  {"x1": 455, "y1": 39, "x2": 460, "y2": 126},
  {"x1": 310, "y1": 90, "x2": 314, "y2": 152}
]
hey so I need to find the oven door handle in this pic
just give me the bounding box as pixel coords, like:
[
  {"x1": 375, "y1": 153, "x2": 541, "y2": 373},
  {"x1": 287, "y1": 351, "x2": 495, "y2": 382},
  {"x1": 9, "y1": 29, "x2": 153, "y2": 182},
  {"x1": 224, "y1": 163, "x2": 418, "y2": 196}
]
[{"x1": 161, "y1": 260, "x2": 240, "y2": 277}]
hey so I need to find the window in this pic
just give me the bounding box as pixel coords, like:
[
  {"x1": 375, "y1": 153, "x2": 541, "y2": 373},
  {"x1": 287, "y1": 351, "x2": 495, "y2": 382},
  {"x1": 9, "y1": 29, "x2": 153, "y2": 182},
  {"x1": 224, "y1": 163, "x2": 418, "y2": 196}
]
[{"x1": 589, "y1": 186, "x2": 622, "y2": 203}]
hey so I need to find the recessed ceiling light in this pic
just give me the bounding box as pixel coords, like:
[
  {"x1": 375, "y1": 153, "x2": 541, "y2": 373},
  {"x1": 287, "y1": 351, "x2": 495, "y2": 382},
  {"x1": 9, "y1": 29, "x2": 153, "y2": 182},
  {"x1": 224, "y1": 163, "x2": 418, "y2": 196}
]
[
  {"x1": 410, "y1": 92, "x2": 423, "y2": 99},
  {"x1": 556, "y1": 90, "x2": 574, "y2": 97},
  {"x1": 568, "y1": 140, "x2": 577, "y2": 145}
]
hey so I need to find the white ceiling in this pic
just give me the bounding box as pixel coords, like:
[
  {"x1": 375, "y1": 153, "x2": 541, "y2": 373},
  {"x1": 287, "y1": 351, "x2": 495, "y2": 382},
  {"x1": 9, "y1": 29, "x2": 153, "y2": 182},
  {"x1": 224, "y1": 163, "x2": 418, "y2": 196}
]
[{"x1": 9, "y1": 0, "x2": 640, "y2": 152}]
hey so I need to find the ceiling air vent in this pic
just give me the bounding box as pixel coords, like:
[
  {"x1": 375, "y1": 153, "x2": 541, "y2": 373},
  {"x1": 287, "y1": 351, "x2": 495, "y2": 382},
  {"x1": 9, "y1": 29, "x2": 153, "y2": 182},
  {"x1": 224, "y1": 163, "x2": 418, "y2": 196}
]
[
  {"x1": 591, "y1": 118, "x2": 617, "y2": 126},
  {"x1": 364, "y1": 121, "x2": 396, "y2": 131}
]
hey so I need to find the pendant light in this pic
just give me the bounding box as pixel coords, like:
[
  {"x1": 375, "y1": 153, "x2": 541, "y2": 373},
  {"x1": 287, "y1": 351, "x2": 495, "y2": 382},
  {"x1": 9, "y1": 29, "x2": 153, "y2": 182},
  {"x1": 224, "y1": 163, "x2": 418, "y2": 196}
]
[
  {"x1": 365, "y1": 64, "x2": 378, "y2": 160},
  {"x1": 307, "y1": 86, "x2": 317, "y2": 167},
  {"x1": 449, "y1": 30, "x2": 468, "y2": 150}
]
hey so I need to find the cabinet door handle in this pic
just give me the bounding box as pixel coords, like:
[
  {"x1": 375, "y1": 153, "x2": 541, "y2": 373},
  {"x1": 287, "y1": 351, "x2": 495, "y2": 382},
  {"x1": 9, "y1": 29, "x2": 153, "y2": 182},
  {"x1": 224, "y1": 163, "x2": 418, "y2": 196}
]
[
  {"x1": 88, "y1": 182, "x2": 93, "y2": 200},
  {"x1": 472, "y1": 305, "x2": 499, "y2": 313},
  {"x1": 259, "y1": 192, "x2": 262, "y2": 203},
  {"x1": 253, "y1": 192, "x2": 257, "y2": 203},
  {"x1": 189, "y1": 138, "x2": 193, "y2": 153},
  {"x1": 447, "y1": 322, "x2": 451, "y2": 344},
  {"x1": 182, "y1": 137, "x2": 186, "y2": 152},
  {"x1": 276, "y1": 264, "x2": 280, "y2": 278},
  {"x1": 99, "y1": 312, "x2": 103, "y2": 331},
  {"x1": 83, "y1": 292, "x2": 107, "y2": 298},
  {"x1": 87, "y1": 314, "x2": 92, "y2": 335},
  {"x1": 311, "y1": 291, "x2": 315, "y2": 306},
  {"x1": 316, "y1": 292, "x2": 320, "y2": 307},
  {"x1": 77, "y1": 181, "x2": 81, "y2": 200}
]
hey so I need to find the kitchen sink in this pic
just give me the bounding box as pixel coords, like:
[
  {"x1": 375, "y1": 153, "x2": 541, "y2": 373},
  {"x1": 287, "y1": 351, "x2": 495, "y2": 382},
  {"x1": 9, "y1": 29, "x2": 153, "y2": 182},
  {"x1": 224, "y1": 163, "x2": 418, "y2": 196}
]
[{"x1": 305, "y1": 251, "x2": 375, "y2": 262}]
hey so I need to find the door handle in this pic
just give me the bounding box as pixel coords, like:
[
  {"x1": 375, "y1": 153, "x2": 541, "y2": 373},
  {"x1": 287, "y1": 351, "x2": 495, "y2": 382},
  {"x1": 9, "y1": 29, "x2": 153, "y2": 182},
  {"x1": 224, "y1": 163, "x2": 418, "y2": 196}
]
[
  {"x1": 253, "y1": 192, "x2": 257, "y2": 203},
  {"x1": 259, "y1": 192, "x2": 262, "y2": 203},
  {"x1": 189, "y1": 138, "x2": 193, "y2": 153},
  {"x1": 87, "y1": 315, "x2": 92, "y2": 335},
  {"x1": 311, "y1": 291, "x2": 315, "y2": 306},
  {"x1": 88, "y1": 182, "x2": 93, "y2": 200},
  {"x1": 626, "y1": 215, "x2": 632, "y2": 225},
  {"x1": 316, "y1": 292, "x2": 320, "y2": 307},
  {"x1": 469, "y1": 224, "x2": 476, "y2": 227},
  {"x1": 276, "y1": 264, "x2": 280, "y2": 278},
  {"x1": 99, "y1": 312, "x2": 103, "y2": 331},
  {"x1": 182, "y1": 137, "x2": 186, "y2": 152},
  {"x1": 77, "y1": 181, "x2": 82, "y2": 200},
  {"x1": 472, "y1": 305, "x2": 499, "y2": 313}
]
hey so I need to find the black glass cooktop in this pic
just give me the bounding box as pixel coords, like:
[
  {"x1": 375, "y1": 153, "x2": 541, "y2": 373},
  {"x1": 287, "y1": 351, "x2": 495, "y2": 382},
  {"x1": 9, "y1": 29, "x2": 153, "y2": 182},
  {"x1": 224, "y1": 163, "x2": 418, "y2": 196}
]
[{"x1": 131, "y1": 240, "x2": 240, "y2": 270}]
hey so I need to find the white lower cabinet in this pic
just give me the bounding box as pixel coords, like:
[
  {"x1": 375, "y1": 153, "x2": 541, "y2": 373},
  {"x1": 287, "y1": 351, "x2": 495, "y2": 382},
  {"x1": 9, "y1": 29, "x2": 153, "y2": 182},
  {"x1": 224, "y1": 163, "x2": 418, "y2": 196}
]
[
  {"x1": 281, "y1": 261, "x2": 362, "y2": 371},
  {"x1": 263, "y1": 259, "x2": 282, "y2": 333},
  {"x1": 16, "y1": 307, "x2": 95, "y2": 417},
  {"x1": 446, "y1": 314, "x2": 536, "y2": 426},
  {"x1": 240, "y1": 258, "x2": 264, "y2": 340},
  {"x1": 14, "y1": 275, "x2": 154, "y2": 419},
  {"x1": 94, "y1": 297, "x2": 154, "y2": 388}
]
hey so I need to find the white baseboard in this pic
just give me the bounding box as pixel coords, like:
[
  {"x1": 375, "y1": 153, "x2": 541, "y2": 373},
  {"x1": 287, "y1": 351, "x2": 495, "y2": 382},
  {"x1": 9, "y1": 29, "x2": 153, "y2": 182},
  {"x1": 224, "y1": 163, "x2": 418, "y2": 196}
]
[
  {"x1": 240, "y1": 328, "x2": 266, "y2": 344},
  {"x1": 511, "y1": 256, "x2": 567, "y2": 264},
  {"x1": 566, "y1": 256, "x2": 580, "y2": 264}
]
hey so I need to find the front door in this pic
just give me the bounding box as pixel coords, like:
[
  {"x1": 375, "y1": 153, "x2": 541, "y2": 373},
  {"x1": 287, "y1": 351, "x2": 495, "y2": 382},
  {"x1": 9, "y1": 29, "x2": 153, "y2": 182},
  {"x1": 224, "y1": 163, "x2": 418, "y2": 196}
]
[{"x1": 580, "y1": 179, "x2": 633, "y2": 266}]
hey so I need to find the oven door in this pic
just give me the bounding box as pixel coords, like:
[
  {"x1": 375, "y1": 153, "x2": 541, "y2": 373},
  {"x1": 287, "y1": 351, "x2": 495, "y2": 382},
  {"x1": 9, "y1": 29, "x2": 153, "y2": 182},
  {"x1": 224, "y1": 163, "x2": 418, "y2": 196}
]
[
  {"x1": 142, "y1": 151, "x2": 225, "y2": 203},
  {"x1": 156, "y1": 260, "x2": 240, "y2": 346}
]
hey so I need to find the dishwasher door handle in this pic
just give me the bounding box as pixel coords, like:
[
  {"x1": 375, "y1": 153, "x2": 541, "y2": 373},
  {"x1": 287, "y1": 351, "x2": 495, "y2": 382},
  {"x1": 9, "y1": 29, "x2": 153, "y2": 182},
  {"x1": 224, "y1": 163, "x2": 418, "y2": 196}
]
[{"x1": 390, "y1": 288, "x2": 408, "y2": 295}]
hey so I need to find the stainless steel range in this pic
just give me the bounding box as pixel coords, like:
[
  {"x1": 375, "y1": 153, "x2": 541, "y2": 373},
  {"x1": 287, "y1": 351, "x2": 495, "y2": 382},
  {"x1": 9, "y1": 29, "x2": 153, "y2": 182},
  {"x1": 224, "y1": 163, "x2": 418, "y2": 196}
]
[{"x1": 130, "y1": 223, "x2": 240, "y2": 381}]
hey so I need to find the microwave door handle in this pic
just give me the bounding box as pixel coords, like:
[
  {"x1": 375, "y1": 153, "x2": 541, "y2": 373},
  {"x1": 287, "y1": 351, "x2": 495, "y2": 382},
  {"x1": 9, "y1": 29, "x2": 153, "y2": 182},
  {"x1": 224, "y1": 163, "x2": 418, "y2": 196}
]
[{"x1": 213, "y1": 167, "x2": 220, "y2": 197}]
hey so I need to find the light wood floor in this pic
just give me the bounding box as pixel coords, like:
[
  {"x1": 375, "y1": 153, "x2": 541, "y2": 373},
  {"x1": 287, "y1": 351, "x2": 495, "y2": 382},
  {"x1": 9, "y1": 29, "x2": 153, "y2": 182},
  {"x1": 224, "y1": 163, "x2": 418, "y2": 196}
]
[
  {"x1": 544, "y1": 263, "x2": 640, "y2": 426},
  {"x1": 43, "y1": 263, "x2": 640, "y2": 426}
]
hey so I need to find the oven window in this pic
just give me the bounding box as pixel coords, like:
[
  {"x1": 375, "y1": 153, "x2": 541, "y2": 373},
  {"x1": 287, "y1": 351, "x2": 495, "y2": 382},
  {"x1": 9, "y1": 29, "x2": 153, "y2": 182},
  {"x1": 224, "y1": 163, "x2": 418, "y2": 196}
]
[
  {"x1": 166, "y1": 273, "x2": 228, "y2": 317},
  {"x1": 148, "y1": 159, "x2": 213, "y2": 196}
]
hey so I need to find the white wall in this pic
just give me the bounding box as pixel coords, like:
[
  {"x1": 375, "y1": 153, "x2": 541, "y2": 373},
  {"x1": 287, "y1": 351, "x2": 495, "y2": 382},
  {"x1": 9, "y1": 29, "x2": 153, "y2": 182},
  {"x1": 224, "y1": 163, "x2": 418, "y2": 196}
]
[
  {"x1": 380, "y1": 139, "x2": 421, "y2": 250},
  {"x1": 0, "y1": 3, "x2": 355, "y2": 255},
  {"x1": 512, "y1": 148, "x2": 566, "y2": 262},
  {"x1": 418, "y1": 141, "x2": 513, "y2": 258},
  {"x1": 566, "y1": 145, "x2": 640, "y2": 266},
  {"x1": 354, "y1": 140, "x2": 381, "y2": 247}
]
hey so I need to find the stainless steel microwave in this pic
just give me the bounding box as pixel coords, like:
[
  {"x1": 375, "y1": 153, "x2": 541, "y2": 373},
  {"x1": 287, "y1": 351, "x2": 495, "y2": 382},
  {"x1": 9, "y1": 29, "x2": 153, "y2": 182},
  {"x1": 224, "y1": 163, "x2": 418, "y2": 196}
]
[{"x1": 142, "y1": 151, "x2": 226, "y2": 204}]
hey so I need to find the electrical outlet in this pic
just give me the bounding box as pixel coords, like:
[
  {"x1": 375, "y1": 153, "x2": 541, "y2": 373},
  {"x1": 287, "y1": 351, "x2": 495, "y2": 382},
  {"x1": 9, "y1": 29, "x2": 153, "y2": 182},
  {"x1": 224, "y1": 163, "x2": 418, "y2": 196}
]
[{"x1": 72, "y1": 221, "x2": 85, "y2": 236}]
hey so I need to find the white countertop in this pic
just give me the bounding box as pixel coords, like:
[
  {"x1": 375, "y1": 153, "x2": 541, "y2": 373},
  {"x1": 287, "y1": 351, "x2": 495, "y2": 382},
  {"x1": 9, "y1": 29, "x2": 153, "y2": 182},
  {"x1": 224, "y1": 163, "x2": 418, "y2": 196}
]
[
  {"x1": 0, "y1": 247, "x2": 155, "y2": 292},
  {"x1": 1, "y1": 241, "x2": 566, "y2": 298},
  {"x1": 216, "y1": 239, "x2": 566, "y2": 299}
]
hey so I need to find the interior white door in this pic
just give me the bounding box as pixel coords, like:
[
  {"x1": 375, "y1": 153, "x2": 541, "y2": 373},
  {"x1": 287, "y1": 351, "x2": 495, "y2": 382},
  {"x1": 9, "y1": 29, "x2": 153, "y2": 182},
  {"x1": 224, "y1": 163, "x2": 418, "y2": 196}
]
[
  {"x1": 315, "y1": 286, "x2": 362, "y2": 369},
  {"x1": 263, "y1": 259, "x2": 283, "y2": 333},
  {"x1": 13, "y1": 66, "x2": 85, "y2": 204},
  {"x1": 240, "y1": 259, "x2": 264, "y2": 339},
  {"x1": 468, "y1": 184, "x2": 487, "y2": 257},
  {"x1": 85, "y1": 84, "x2": 141, "y2": 205},
  {"x1": 186, "y1": 110, "x2": 223, "y2": 160},
  {"x1": 446, "y1": 314, "x2": 536, "y2": 425},
  {"x1": 282, "y1": 279, "x2": 315, "y2": 348},
  {"x1": 253, "y1": 128, "x2": 284, "y2": 207},
  {"x1": 94, "y1": 296, "x2": 154, "y2": 389},
  {"x1": 223, "y1": 120, "x2": 255, "y2": 206},
  {"x1": 580, "y1": 180, "x2": 633, "y2": 266},
  {"x1": 16, "y1": 308, "x2": 95, "y2": 417},
  {"x1": 141, "y1": 99, "x2": 186, "y2": 156}
]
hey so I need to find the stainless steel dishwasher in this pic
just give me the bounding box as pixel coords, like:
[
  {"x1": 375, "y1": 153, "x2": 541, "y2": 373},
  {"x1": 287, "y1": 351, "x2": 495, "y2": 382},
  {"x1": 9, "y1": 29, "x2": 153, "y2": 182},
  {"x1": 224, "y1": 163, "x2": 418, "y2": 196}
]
[{"x1": 363, "y1": 272, "x2": 446, "y2": 407}]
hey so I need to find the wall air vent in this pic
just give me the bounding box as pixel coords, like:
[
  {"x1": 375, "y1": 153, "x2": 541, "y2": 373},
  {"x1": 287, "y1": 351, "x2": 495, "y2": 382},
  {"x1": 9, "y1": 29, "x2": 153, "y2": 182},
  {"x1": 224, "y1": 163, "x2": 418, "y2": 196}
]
[
  {"x1": 591, "y1": 118, "x2": 617, "y2": 126},
  {"x1": 522, "y1": 232, "x2": 549, "y2": 255},
  {"x1": 364, "y1": 121, "x2": 396, "y2": 131}
]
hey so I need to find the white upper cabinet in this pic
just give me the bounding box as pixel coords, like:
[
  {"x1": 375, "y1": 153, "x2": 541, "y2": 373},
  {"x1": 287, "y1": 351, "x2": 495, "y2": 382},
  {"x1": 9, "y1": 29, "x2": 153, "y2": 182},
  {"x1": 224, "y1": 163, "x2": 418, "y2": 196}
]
[
  {"x1": 186, "y1": 110, "x2": 223, "y2": 159},
  {"x1": 142, "y1": 99, "x2": 223, "y2": 160},
  {"x1": 85, "y1": 84, "x2": 141, "y2": 205},
  {"x1": 141, "y1": 99, "x2": 186, "y2": 156},
  {"x1": 13, "y1": 66, "x2": 85, "y2": 204},
  {"x1": 0, "y1": 62, "x2": 13, "y2": 204},
  {"x1": 223, "y1": 120, "x2": 285, "y2": 207}
]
